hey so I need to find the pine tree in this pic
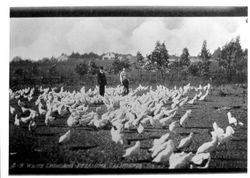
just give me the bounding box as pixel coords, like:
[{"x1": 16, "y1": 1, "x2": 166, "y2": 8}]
[
  {"x1": 198, "y1": 40, "x2": 211, "y2": 78},
  {"x1": 136, "y1": 51, "x2": 144, "y2": 80},
  {"x1": 147, "y1": 41, "x2": 169, "y2": 80},
  {"x1": 179, "y1": 48, "x2": 190, "y2": 67},
  {"x1": 219, "y1": 36, "x2": 244, "y2": 81}
]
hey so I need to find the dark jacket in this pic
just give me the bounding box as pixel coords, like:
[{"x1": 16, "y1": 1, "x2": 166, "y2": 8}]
[{"x1": 97, "y1": 72, "x2": 107, "y2": 86}]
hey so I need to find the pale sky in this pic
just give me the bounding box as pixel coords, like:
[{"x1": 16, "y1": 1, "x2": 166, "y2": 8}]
[{"x1": 10, "y1": 17, "x2": 247, "y2": 60}]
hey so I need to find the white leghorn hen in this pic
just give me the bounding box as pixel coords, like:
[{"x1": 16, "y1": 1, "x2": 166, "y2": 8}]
[
  {"x1": 38, "y1": 102, "x2": 46, "y2": 115},
  {"x1": 188, "y1": 94, "x2": 198, "y2": 105},
  {"x1": 214, "y1": 126, "x2": 235, "y2": 145},
  {"x1": 169, "y1": 152, "x2": 194, "y2": 169},
  {"x1": 20, "y1": 110, "x2": 36, "y2": 123},
  {"x1": 67, "y1": 113, "x2": 80, "y2": 127},
  {"x1": 17, "y1": 99, "x2": 25, "y2": 108},
  {"x1": 197, "y1": 91, "x2": 203, "y2": 98},
  {"x1": 10, "y1": 106, "x2": 15, "y2": 115},
  {"x1": 196, "y1": 132, "x2": 218, "y2": 154},
  {"x1": 190, "y1": 152, "x2": 211, "y2": 169},
  {"x1": 179, "y1": 110, "x2": 192, "y2": 127},
  {"x1": 153, "y1": 102, "x2": 164, "y2": 116},
  {"x1": 159, "y1": 111, "x2": 177, "y2": 126},
  {"x1": 122, "y1": 141, "x2": 140, "y2": 158},
  {"x1": 110, "y1": 126, "x2": 124, "y2": 145},
  {"x1": 177, "y1": 132, "x2": 194, "y2": 150},
  {"x1": 58, "y1": 104, "x2": 69, "y2": 116},
  {"x1": 227, "y1": 112, "x2": 243, "y2": 126},
  {"x1": 198, "y1": 89, "x2": 209, "y2": 101},
  {"x1": 194, "y1": 84, "x2": 201, "y2": 91},
  {"x1": 152, "y1": 110, "x2": 165, "y2": 121},
  {"x1": 212, "y1": 122, "x2": 224, "y2": 136},
  {"x1": 149, "y1": 116, "x2": 161, "y2": 128},
  {"x1": 149, "y1": 133, "x2": 170, "y2": 152},
  {"x1": 58, "y1": 130, "x2": 71, "y2": 144},
  {"x1": 124, "y1": 117, "x2": 135, "y2": 129},
  {"x1": 28, "y1": 120, "x2": 36, "y2": 131},
  {"x1": 179, "y1": 96, "x2": 188, "y2": 107},
  {"x1": 169, "y1": 121, "x2": 179, "y2": 133},
  {"x1": 151, "y1": 141, "x2": 169, "y2": 158},
  {"x1": 14, "y1": 114, "x2": 20, "y2": 126},
  {"x1": 211, "y1": 122, "x2": 234, "y2": 145},
  {"x1": 140, "y1": 116, "x2": 151, "y2": 125},
  {"x1": 45, "y1": 109, "x2": 55, "y2": 126},
  {"x1": 152, "y1": 140, "x2": 175, "y2": 163},
  {"x1": 21, "y1": 106, "x2": 30, "y2": 113},
  {"x1": 203, "y1": 83, "x2": 211, "y2": 91},
  {"x1": 137, "y1": 124, "x2": 144, "y2": 134},
  {"x1": 163, "y1": 107, "x2": 178, "y2": 117},
  {"x1": 171, "y1": 100, "x2": 180, "y2": 109}
]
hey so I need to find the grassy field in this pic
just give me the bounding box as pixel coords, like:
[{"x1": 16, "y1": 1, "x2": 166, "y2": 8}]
[{"x1": 9, "y1": 84, "x2": 247, "y2": 174}]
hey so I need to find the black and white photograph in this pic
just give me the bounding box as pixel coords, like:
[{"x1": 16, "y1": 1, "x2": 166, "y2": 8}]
[{"x1": 6, "y1": 5, "x2": 248, "y2": 175}]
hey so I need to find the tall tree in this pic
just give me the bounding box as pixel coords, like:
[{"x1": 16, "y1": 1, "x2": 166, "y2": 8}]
[
  {"x1": 212, "y1": 47, "x2": 222, "y2": 60},
  {"x1": 198, "y1": 40, "x2": 211, "y2": 78},
  {"x1": 136, "y1": 51, "x2": 144, "y2": 80},
  {"x1": 11, "y1": 56, "x2": 23, "y2": 63},
  {"x1": 179, "y1": 48, "x2": 190, "y2": 67},
  {"x1": 147, "y1": 41, "x2": 169, "y2": 79},
  {"x1": 111, "y1": 57, "x2": 130, "y2": 74},
  {"x1": 219, "y1": 36, "x2": 245, "y2": 81},
  {"x1": 199, "y1": 40, "x2": 211, "y2": 61}
]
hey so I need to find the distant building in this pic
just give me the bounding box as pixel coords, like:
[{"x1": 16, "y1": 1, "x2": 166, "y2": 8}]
[{"x1": 102, "y1": 52, "x2": 116, "y2": 60}]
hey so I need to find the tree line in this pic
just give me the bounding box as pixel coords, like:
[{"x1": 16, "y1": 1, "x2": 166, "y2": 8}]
[
  {"x1": 10, "y1": 36, "x2": 247, "y2": 86},
  {"x1": 134, "y1": 36, "x2": 247, "y2": 84}
]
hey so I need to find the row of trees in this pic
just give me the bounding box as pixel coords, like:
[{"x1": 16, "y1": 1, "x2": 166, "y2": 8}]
[
  {"x1": 10, "y1": 36, "x2": 247, "y2": 85},
  {"x1": 133, "y1": 36, "x2": 247, "y2": 83},
  {"x1": 75, "y1": 56, "x2": 131, "y2": 77}
]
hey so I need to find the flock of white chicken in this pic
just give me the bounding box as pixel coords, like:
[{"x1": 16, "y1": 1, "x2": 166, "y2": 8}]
[{"x1": 9, "y1": 83, "x2": 244, "y2": 169}]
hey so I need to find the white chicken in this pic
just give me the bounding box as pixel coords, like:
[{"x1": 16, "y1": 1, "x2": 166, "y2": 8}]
[
  {"x1": 110, "y1": 126, "x2": 124, "y2": 145},
  {"x1": 38, "y1": 102, "x2": 46, "y2": 115},
  {"x1": 227, "y1": 112, "x2": 243, "y2": 126},
  {"x1": 169, "y1": 121, "x2": 179, "y2": 133},
  {"x1": 169, "y1": 152, "x2": 194, "y2": 169},
  {"x1": 10, "y1": 106, "x2": 15, "y2": 115},
  {"x1": 149, "y1": 133, "x2": 170, "y2": 152},
  {"x1": 58, "y1": 130, "x2": 71, "y2": 144},
  {"x1": 177, "y1": 132, "x2": 194, "y2": 150},
  {"x1": 196, "y1": 132, "x2": 218, "y2": 154},
  {"x1": 198, "y1": 89, "x2": 209, "y2": 101},
  {"x1": 159, "y1": 111, "x2": 177, "y2": 126},
  {"x1": 152, "y1": 140, "x2": 175, "y2": 163},
  {"x1": 214, "y1": 126, "x2": 235, "y2": 145},
  {"x1": 45, "y1": 110, "x2": 55, "y2": 126},
  {"x1": 137, "y1": 124, "x2": 144, "y2": 134},
  {"x1": 179, "y1": 110, "x2": 192, "y2": 127},
  {"x1": 14, "y1": 114, "x2": 20, "y2": 126},
  {"x1": 151, "y1": 141, "x2": 170, "y2": 158},
  {"x1": 122, "y1": 141, "x2": 140, "y2": 158},
  {"x1": 188, "y1": 94, "x2": 198, "y2": 105},
  {"x1": 190, "y1": 152, "x2": 211, "y2": 169}
]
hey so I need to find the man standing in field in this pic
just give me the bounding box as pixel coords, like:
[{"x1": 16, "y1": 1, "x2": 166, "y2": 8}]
[
  {"x1": 97, "y1": 66, "x2": 107, "y2": 96},
  {"x1": 120, "y1": 68, "x2": 129, "y2": 95}
]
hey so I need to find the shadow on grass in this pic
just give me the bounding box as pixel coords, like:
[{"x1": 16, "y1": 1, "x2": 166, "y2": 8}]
[
  {"x1": 34, "y1": 133, "x2": 58, "y2": 137},
  {"x1": 69, "y1": 145, "x2": 99, "y2": 151}
]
